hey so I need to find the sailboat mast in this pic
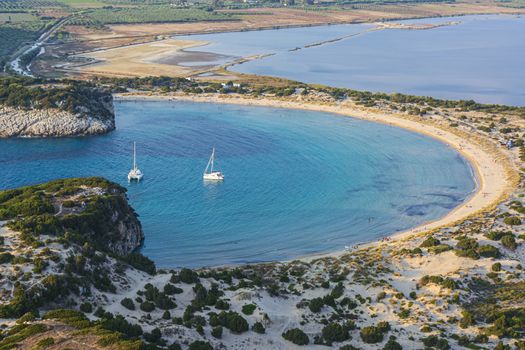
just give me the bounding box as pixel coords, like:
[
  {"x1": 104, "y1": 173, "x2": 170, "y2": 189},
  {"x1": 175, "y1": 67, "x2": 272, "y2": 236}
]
[
  {"x1": 133, "y1": 142, "x2": 137, "y2": 170},
  {"x1": 210, "y1": 147, "x2": 215, "y2": 173}
]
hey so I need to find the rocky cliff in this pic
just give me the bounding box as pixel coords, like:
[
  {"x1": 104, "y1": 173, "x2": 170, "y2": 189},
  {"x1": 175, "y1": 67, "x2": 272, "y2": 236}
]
[
  {"x1": 0, "y1": 78, "x2": 115, "y2": 137},
  {"x1": 0, "y1": 104, "x2": 115, "y2": 137},
  {"x1": 0, "y1": 177, "x2": 144, "y2": 255}
]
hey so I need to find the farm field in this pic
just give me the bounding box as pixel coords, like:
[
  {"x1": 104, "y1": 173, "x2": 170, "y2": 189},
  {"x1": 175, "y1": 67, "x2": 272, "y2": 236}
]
[{"x1": 69, "y1": 6, "x2": 237, "y2": 25}]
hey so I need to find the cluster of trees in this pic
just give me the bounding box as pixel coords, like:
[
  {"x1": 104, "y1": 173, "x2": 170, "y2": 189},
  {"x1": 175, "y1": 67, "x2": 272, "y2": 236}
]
[
  {"x1": 454, "y1": 236, "x2": 501, "y2": 260},
  {"x1": 359, "y1": 321, "x2": 390, "y2": 343},
  {"x1": 0, "y1": 275, "x2": 78, "y2": 318},
  {"x1": 97, "y1": 75, "x2": 525, "y2": 117},
  {"x1": 0, "y1": 77, "x2": 113, "y2": 119},
  {"x1": 69, "y1": 6, "x2": 236, "y2": 25}
]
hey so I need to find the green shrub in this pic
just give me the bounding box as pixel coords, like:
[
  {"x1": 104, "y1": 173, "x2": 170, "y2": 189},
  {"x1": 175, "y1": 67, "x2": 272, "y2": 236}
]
[
  {"x1": 226, "y1": 312, "x2": 248, "y2": 333},
  {"x1": 421, "y1": 335, "x2": 450, "y2": 349},
  {"x1": 492, "y1": 262, "x2": 502, "y2": 272},
  {"x1": 100, "y1": 315, "x2": 143, "y2": 338},
  {"x1": 282, "y1": 328, "x2": 309, "y2": 345},
  {"x1": 252, "y1": 321, "x2": 265, "y2": 334},
  {"x1": 122, "y1": 253, "x2": 156, "y2": 275},
  {"x1": 383, "y1": 337, "x2": 402, "y2": 350},
  {"x1": 212, "y1": 311, "x2": 248, "y2": 333},
  {"x1": 330, "y1": 283, "x2": 345, "y2": 299},
  {"x1": 179, "y1": 268, "x2": 199, "y2": 284},
  {"x1": 215, "y1": 299, "x2": 230, "y2": 310},
  {"x1": 420, "y1": 236, "x2": 440, "y2": 247},
  {"x1": 211, "y1": 325, "x2": 223, "y2": 338},
  {"x1": 0, "y1": 252, "x2": 14, "y2": 264},
  {"x1": 477, "y1": 245, "x2": 501, "y2": 258},
  {"x1": 164, "y1": 283, "x2": 183, "y2": 295},
  {"x1": 36, "y1": 337, "x2": 55, "y2": 348},
  {"x1": 241, "y1": 304, "x2": 256, "y2": 315},
  {"x1": 486, "y1": 231, "x2": 513, "y2": 241},
  {"x1": 459, "y1": 310, "x2": 475, "y2": 328},
  {"x1": 140, "y1": 301, "x2": 155, "y2": 312},
  {"x1": 340, "y1": 346, "x2": 360, "y2": 350},
  {"x1": 121, "y1": 298, "x2": 135, "y2": 311},
  {"x1": 143, "y1": 327, "x2": 161, "y2": 343},
  {"x1": 309, "y1": 297, "x2": 324, "y2": 313},
  {"x1": 504, "y1": 217, "x2": 521, "y2": 226},
  {"x1": 321, "y1": 323, "x2": 350, "y2": 345},
  {"x1": 189, "y1": 340, "x2": 213, "y2": 350},
  {"x1": 79, "y1": 302, "x2": 92, "y2": 313},
  {"x1": 429, "y1": 244, "x2": 452, "y2": 254},
  {"x1": 360, "y1": 326, "x2": 384, "y2": 343},
  {"x1": 17, "y1": 312, "x2": 36, "y2": 324},
  {"x1": 377, "y1": 321, "x2": 391, "y2": 333},
  {"x1": 501, "y1": 235, "x2": 517, "y2": 250}
]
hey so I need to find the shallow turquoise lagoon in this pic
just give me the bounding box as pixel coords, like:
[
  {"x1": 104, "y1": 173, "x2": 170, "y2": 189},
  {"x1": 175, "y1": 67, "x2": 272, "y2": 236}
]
[{"x1": 0, "y1": 101, "x2": 476, "y2": 267}]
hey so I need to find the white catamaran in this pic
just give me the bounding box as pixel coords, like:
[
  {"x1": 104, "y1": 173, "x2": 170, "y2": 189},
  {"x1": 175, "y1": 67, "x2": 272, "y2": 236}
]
[
  {"x1": 203, "y1": 147, "x2": 224, "y2": 181},
  {"x1": 128, "y1": 142, "x2": 144, "y2": 181}
]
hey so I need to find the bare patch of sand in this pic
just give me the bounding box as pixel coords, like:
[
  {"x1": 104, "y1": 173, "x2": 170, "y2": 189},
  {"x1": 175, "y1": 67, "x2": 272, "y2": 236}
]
[{"x1": 75, "y1": 39, "x2": 210, "y2": 77}]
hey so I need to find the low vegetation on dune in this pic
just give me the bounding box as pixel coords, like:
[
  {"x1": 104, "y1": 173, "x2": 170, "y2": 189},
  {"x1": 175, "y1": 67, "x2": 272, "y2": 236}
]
[
  {"x1": 99, "y1": 75, "x2": 525, "y2": 117},
  {"x1": 0, "y1": 177, "x2": 153, "y2": 320},
  {"x1": 69, "y1": 6, "x2": 238, "y2": 26},
  {"x1": 0, "y1": 76, "x2": 114, "y2": 119}
]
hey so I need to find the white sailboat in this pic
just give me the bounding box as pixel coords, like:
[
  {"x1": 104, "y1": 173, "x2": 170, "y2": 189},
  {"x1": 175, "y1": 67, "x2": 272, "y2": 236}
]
[
  {"x1": 203, "y1": 147, "x2": 224, "y2": 181},
  {"x1": 128, "y1": 142, "x2": 144, "y2": 181}
]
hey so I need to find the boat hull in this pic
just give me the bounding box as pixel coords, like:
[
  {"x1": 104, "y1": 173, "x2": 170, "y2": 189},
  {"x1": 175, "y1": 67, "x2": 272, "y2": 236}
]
[{"x1": 203, "y1": 172, "x2": 224, "y2": 181}]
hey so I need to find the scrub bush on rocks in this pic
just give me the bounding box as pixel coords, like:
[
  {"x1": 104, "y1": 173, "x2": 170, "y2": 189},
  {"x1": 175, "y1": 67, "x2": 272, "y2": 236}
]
[
  {"x1": 320, "y1": 323, "x2": 350, "y2": 345},
  {"x1": 360, "y1": 322, "x2": 390, "y2": 344},
  {"x1": 189, "y1": 340, "x2": 213, "y2": 350},
  {"x1": 120, "y1": 298, "x2": 135, "y2": 311},
  {"x1": 282, "y1": 328, "x2": 309, "y2": 345},
  {"x1": 252, "y1": 321, "x2": 265, "y2": 334}
]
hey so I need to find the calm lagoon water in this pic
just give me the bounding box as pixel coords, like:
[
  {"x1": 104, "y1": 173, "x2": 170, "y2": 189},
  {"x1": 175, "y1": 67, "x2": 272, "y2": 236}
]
[
  {"x1": 177, "y1": 15, "x2": 525, "y2": 106},
  {"x1": 0, "y1": 101, "x2": 475, "y2": 267}
]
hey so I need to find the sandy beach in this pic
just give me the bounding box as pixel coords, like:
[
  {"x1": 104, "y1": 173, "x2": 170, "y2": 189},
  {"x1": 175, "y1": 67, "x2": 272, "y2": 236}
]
[{"x1": 115, "y1": 92, "x2": 518, "y2": 258}]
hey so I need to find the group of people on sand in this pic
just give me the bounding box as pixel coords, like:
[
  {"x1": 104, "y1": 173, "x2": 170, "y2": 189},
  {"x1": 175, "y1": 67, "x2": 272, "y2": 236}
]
[{"x1": 381, "y1": 237, "x2": 392, "y2": 242}]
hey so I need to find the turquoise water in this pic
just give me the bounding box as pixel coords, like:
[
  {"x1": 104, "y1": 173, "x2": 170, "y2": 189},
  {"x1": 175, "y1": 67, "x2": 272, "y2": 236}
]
[
  {"x1": 0, "y1": 101, "x2": 475, "y2": 267},
  {"x1": 178, "y1": 15, "x2": 525, "y2": 106}
]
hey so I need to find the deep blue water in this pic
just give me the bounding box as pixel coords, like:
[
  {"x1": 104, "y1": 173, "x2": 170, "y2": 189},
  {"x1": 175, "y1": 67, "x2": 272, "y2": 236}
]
[
  {"x1": 0, "y1": 101, "x2": 476, "y2": 267},
  {"x1": 177, "y1": 15, "x2": 525, "y2": 106}
]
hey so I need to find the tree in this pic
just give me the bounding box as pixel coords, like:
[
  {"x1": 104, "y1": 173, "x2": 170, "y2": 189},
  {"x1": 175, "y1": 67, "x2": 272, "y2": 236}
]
[
  {"x1": 282, "y1": 328, "x2": 309, "y2": 345},
  {"x1": 321, "y1": 323, "x2": 349, "y2": 345},
  {"x1": 309, "y1": 298, "x2": 324, "y2": 313},
  {"x1": 501, "y1": 235, "x2": 517, "y2": 250},
  {"x1": 360, "y1": 326, "x2": 384, "y2": 343}
]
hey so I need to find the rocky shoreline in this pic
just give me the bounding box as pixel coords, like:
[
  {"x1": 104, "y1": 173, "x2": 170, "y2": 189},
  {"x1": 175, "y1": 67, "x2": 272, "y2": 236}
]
[
  {"x1": 0, "y1": 105, "x2": 115, "y2": 138},
  {"x1": 0, "y1": 78, "x2": 116, "y2": 138}
]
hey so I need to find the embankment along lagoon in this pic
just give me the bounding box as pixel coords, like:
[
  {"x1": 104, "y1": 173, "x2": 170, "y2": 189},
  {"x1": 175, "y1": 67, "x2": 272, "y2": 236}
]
[{"x1": 0, "y1": 100, "x2": 476, "y2": 267}]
